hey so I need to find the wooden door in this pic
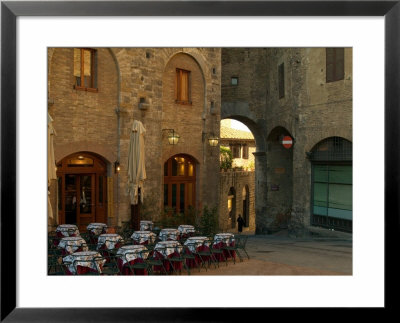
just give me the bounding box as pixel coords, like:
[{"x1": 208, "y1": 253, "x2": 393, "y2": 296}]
[
  {"x1": 57, "y1": 152, "x2": 107, "y2": 232},
  {"x1": 76, "y1": 174, "x2": 96, "y2": 230}
]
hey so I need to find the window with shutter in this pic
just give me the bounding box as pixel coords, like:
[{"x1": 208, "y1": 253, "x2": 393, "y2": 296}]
[
  {"x1": 242, "y1": 145, "x2": 249, "y2": 159},
  {"x1": 74, "y1": 48, "x2": 98, "y2": 92},
  {"x1": 326, "y1": 48, "x2": 344, "y2": 83},
  {"x1": 176, "y1": 68, "x2": 191, "y2": 104}
]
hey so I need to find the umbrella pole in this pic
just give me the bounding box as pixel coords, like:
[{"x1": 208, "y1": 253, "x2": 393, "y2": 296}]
[{"x1": 131, "y1": 188, "x2": 141, "y2": 231}]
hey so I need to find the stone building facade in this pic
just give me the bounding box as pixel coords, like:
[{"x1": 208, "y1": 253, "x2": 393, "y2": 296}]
[
  {"x1": 48, "y1": 48, "x2": 221, "y2": 231},
  {"x1": 219, "y1": 170, "x2": 256, "y2": 233},
  {"x1": 221, "y1": 48, "x2": 352, "y2": 235},
  {"x1": 220, "y1": 119, "x2": 256, "y2": 171},
  {"x1": 48, "y1": 47, "x2": 352, "y2": 237}
]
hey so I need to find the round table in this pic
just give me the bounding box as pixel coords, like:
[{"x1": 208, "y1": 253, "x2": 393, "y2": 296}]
[
  {"x1": 63, "y1": 251, "x2": 105, "y2": 275},
  {"x1": 153, "y1": 240, "x2": 183, "y2": 272},
  {"x1": 159, "y1": 228, "x2": 180, "y2": 241},
  {"x1": 213, "y1": 233, "x2": 235, "y2": 245},
  {"x1": 178, "y1": 225, "x2": 196, "y2": 239},
  {"x1": 213, "y1": 233, "x2": 235, "y2": 260},
  {"x1": 56, "y1": 224, "x2": 80, "y2": 238},
  {"x1": 116, "y1": 245, "x2": 149, "y2": 275},
  {"x1": 58, "y1": 236, "x2": 88, "y2": 255},
  {"x1": 140, "y1": 220, "x2": 154, "y2": 231},
  {"x1": 184, "y1": 236, "x2": 210, "y2": 253},
  {"x1": 87, "y1": 223, "x2": 108, "y2": 235},
  {"x1": 97, "y1": 233, "x2": 123, "y2": 250},
  {"x1": 131, "y1": 231, "x2": 157, "y2": 245}
]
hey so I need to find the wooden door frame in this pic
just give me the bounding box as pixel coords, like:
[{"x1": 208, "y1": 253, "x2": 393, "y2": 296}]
[
  {"x1": 163, "y1": 154, "x2": 196, "y2": 214},
  {"x1": 56, "y1": 152, "x2": 108, "y2": 226}
]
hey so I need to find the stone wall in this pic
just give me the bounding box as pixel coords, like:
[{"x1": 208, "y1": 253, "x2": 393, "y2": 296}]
[
  {"x1": 219, "y1": 170, "x2": 256, "y2": 234},
  {"x1": 221, "y1": 48, "x2": 352, "y2": 236},
  {"x1": 48, "y1": 48, "x2": 221, "y2": 227}
]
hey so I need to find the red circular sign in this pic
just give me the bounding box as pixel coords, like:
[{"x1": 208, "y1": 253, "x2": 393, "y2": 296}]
[{"x1": 282, "y1": 136, "x2": 293, "y2": 149}]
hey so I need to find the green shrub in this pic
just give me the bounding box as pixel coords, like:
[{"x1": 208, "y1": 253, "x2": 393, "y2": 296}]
[
  {"x1": 220, "y1": 146, "x2": 233, "y2": 170},
  {"x1": 197, "y1": 205, "x2": 219, "y2": 237}
]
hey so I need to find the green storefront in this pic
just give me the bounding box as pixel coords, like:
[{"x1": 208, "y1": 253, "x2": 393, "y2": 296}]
[{"x1": 310, "y1": 137, "x2": 352, "y2": 232}]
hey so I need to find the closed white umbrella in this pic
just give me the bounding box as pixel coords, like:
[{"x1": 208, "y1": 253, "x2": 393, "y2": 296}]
[
  {"x1": 48, "y1": 113, "x2": 57, "y2": 219},
  {"x1": 127, "y1": 120, "x2": 146, "y2": 205}
]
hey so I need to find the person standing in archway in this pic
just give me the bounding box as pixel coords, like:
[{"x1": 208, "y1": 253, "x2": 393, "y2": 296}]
[{"x1": 237, "y1": 214, "x2": 245, "y2": 233}]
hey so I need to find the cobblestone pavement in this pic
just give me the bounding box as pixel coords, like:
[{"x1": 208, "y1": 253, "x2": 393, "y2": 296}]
[
  {"x1": 188, "y1": 233, "x2": 352, "y2": 275},
  {"x1": 245, "y1": 234, "x2": 352, "y2": 274}
]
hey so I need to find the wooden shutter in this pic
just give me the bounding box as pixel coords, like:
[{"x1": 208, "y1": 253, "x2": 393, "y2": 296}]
[{"x1": 326, "y1": 48, "x2": 344, "y2": 82}]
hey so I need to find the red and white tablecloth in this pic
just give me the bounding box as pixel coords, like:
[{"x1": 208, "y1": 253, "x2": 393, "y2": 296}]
[
  {"x1": 58, "y1": 236, "x2": 88, "y2": 256},
  {"x1": 213, "y1": 233, "x2": 235, "y2": 260},
  {"x1": 153, "y1": 240, "x2": 183, "y2": 272},
  {"x1": 97, "y1": 233, "x2": 123, "y2": 250},
  {"x1": 159, "y1": 228, "x2": 180, "y2": 241},
  {"x1": 131, "y1": 231, "x2": 157, "y2": 245},
  {"x1": 183, "y1": 236, "x2": 210, "y2": 268},
  {"x1": 63, "y1": 251, "x2": 105, "y2": 275},
  {"x1": 87, "y1": 223, "x2": 108, "y2": 236},
  {"x1": 140, "y1": 220, "x2": 154, "y2": 231},
  {"x1": 56, "y1": 224, "x2": 80, "y2": 238},
  {"x1": 177, "y1": 225, "x2": 196, "y2": 239},
  {"x1": 116, "y1": 245, "x2": 149, "y2": 275}
]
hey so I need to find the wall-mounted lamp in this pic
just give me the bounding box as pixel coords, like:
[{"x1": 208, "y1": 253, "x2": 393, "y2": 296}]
[
  {"x1": 162, "y1": 129, "x2": 180, "y2": 145},
  {"x1": 114, "y1": 161, "x2": 121, "y2": 174},
  {"x1": 202, "y1": 132, "x2": 219, "y2": 147}
]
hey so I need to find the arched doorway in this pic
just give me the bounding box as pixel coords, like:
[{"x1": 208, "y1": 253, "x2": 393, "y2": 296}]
[
  {"x1": 163, "y1": 154, "x2": 196, "y2": 214},
  {"x1": 309, "y1": 136, "x2": 352, "y2": 232},
  {"x1": 56, "y1": 152, "x2": 108, "y2": 231}
]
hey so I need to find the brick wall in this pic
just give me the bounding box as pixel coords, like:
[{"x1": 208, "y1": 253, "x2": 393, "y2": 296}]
[{"x1": 48, "y1": 48, "x2": 221, "y2": 227}]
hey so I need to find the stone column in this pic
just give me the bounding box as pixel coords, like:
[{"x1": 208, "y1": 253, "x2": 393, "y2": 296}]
[{"x1": 253, "y1": 151, "x2": 268, "y2": 234}]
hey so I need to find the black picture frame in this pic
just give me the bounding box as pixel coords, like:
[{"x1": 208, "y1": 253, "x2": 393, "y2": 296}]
[{"x1": 1, "y1": 0, "x2": 398, "y2": 321}]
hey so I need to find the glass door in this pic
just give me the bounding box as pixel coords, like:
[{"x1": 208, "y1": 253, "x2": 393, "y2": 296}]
[{"x1": 63, "y1": 174, "x2": 95, "y2": 231}]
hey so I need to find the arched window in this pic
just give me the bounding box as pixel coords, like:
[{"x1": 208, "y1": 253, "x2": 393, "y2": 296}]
[
  {"x1": 163, "y1": 154, "x2": 196, "y2": 214},
  {"x1": 309, "y1": 137, "x2": 352, "y2": 232}
]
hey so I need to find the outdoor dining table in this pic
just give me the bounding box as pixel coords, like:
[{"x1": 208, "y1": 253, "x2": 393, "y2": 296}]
[
  {"x1": 213, "y1": 233, "x2": 235, "y2": 260},
  {"x1": 87, "y1": 223, "x2": 108, "y2": 244},
  {"x1": 159, "y1": 228, "x2": 180, "y2": 241},
  {"x1": 63, "y1": 251, "x2": 105, "y2": 275},
  {"x1": 153, "y1": 240, "x2": 183, "y2": 272},
  {"x1": 57, "y1": 236, "x2": 88, "y2": 256},
  {"x1": 116, "y1": 245, "x2": 149, "y2": 275},
  {"x1": 183, "y1": 236, "x2": 210, "y2": 268},
  {"x1": 131, "y1": 231, "x2": 157, "y2": 245},
  {"x1": 56, "y1": 224, "x2": 80, "y2": 238},
  {"x1": 87, "y1": 223, "x2": 108, "y2": 235},
  {"x1": 177, "y1": 225, "x2": 196, "y2": 240},
  {"x1": 139, "y1": 220, "x2": 154, "y2": 231},
  {"x1": 97, "y1": 233, "x2": 124, "y2": 251}
]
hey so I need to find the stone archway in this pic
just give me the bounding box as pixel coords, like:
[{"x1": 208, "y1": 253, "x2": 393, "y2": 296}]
[{"x1": 221, "y1": 102, "x2": 268, "y2": 234}]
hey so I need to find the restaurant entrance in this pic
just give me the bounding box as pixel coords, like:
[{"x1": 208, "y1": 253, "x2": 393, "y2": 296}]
[{"x1": 57, "y1": 152, "x2": 108, "y2": 232}]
